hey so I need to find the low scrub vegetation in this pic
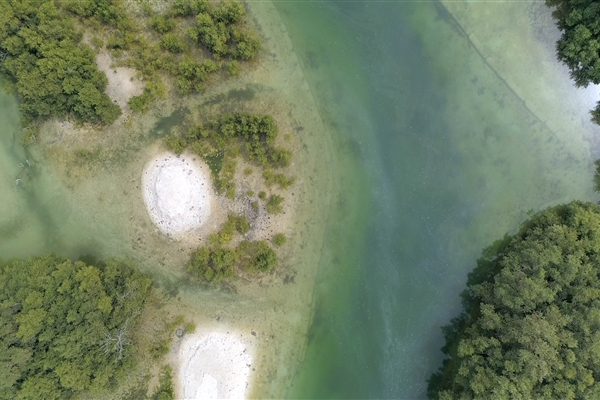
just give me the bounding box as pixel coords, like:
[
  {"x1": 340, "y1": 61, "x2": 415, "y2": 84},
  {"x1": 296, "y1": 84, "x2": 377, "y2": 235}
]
[{"x1": 186, "y1": 214, "x2": 279, "y2": 283}]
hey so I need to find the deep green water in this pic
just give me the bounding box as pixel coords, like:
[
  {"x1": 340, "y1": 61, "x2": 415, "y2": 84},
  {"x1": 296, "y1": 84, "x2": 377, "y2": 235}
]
[{"x1": 275, "y1": 1, "x2": 596, "y2": 398}]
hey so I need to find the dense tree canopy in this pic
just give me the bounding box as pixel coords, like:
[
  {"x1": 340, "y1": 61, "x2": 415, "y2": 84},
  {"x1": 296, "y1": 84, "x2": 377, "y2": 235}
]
[
  {"x1": 0, "y1": 254, "x2": 151, "y2": 399},
  {"x1": 0, "y1": 0, "x2": 121, "y2": 128},
  {"x1": 546, "y1": 0, "x2": 600, "y2": 123},
  {"x1": 429, "y1": 201, "x2": 600, "y2": 399}
]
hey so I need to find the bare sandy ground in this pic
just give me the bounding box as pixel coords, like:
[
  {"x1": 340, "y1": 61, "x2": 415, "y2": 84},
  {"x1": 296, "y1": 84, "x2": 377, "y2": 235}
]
[
  {"x1": 96, "y1": 52, "x2": 143, "y2": 112},
  {"x1": 142, "y1": 152, "x2": 213, "y2": 237},
  {"x1": 178, "y1": 328, "x2": 254, "y2": 399}
]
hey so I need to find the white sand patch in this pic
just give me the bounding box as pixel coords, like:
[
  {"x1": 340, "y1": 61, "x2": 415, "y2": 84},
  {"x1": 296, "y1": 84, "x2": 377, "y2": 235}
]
[
  {"x1": 179, "y1": 332, "x2": 253, "y2": 400},
  {"x1": 142, "y1": 152, "x2": 213, "y2": 236},
  {"x1": 96, "y1": 52, "x2": 143, "y2": 110}
]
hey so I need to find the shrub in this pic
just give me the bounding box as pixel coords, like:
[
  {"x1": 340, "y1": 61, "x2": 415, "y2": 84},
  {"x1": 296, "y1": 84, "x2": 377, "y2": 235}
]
[
  {"x1": 231, "y1": 28, "x2": 262, "y2": 60},
  {"x1": 273, "y1": 233, "x2": 287, "y2": 247},
  {"x1": 228, "y1": 214, "x2": 250, "y2": 234},
  {"x1": 128, "y1": 91, "x2": 154, "y2": 113},
  {"x1": 148, "y1": 15, "x2": 176, "y2": 33},
  {"x1": 212, "y1": 1, "x2": 245, "y2": 23},
  {"x1": 195, "y1": 13, "x2": 230, "y2": 57},
  {"x1": 249, "y1": 241, "x2": 277, "y2": 272},
  {"x1": 186, "y1": 246, "x2": 235, "y2": 283},
  {"x1": 164, "y1": 135, "x2": 186, "y2": 154},
  {"x1": 186, "y1": 247, "x2": 210, "y2": 277},
  {"x1": 161, "y1": 33, "x2": 187, "y2": 53},
  {"x1": 266, "y1": 195, "x2": 284, "y2": 214},
  {"x1": 227, "y1": 60, "x2": 241, "y2": 76}
]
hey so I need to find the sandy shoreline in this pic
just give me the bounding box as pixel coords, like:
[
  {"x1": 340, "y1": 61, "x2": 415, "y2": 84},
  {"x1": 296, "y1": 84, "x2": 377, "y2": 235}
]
[{"x1": 171, "y1": 2, "x2": 335, "y2": 398}]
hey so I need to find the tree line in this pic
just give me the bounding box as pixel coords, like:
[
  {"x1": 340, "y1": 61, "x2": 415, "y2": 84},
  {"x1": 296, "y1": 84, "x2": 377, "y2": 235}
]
[
  {"x1": 428, "y1": 1, "x2": 600, "y2": 397},
  {"x1": 428, "y1": 202, "x2": 600, "y2": 399}
]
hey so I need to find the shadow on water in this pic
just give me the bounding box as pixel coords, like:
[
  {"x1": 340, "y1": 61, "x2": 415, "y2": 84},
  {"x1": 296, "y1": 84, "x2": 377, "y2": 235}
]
[
  {"x1": 226, "y1": 87, "x2": 256, "y2": 102},
  {"x1": 204, "y1": 85, "x2": 258, "y2": 106},
  {"x1": 150, "y1": 107, "x2": 190, "y2": 137},
  {"x1": 204, "y1": 150, "x2": 225, "y2": 175}
]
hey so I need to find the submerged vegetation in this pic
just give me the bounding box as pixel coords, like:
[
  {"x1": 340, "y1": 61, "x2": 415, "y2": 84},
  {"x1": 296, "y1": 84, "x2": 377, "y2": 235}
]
[
  {"x1": 0, "y1": 254, "x2": 151, "y2": 399},
  {"x1": 428, "y1": 202, "x2": 600, "y2": 399}
]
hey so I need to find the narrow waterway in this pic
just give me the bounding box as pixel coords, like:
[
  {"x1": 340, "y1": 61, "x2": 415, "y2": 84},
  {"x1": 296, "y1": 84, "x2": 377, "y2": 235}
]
[
  {"x1": 275, "y1": 1, "x2": 597, "y2": 398},
  {"x1": 0, "y1": 1, "x2": 597, "y2": 398}
]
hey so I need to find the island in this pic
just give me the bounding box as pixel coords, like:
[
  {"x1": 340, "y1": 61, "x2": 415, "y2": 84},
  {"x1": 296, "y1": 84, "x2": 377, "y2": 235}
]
[{"x1": 0, "y1": 0, "x2": 334, "y2": 398}]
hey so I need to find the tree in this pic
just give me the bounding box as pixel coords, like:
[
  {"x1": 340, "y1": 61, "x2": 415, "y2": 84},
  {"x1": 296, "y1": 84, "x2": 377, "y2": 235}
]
[
  {"x1": 0, "y1": 0, "x2": 121, "y2": 128},
  {"x1": 429, "y1": 201, "x2": 600, "y2": 399},
  {"x1": 546, "y1": 0, "x2": 600, "y2": 123},
  {"x1": 0, "y1": 254, "x2": 151, "y2": 399}
]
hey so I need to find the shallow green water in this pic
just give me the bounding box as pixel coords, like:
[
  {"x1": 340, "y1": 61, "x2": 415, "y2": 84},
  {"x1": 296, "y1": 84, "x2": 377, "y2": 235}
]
[
  {"x1": 275, "y1": 1, "x2": 596, "y2": 398},
  {"x1": 0, "y1": 1, "x2": 597, "y2": 398}
]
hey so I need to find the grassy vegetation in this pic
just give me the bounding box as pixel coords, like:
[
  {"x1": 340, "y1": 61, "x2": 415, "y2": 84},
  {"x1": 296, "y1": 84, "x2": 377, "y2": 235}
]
[
  {"x1": 272, "y1": 233, "x2": 287, "y2": 247},
  {"x1": 150, "y1": 366, "x2": 175, "y2": 400},
  {"x1": 266, "y1": 194, "x2": 284, "y2": 214},
  {"x1": 263, "y1": 170, "x2": 295, "y2": 189},
  {"x1": 74, "y1": 0, "x2": 263, "y2": 111}
]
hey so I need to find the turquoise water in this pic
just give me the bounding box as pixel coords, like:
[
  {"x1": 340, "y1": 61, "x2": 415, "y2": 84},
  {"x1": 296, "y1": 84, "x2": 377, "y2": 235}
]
[{"x1": 276, "y1": 1, "x2": 596, "y2": 398}]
